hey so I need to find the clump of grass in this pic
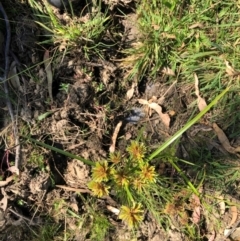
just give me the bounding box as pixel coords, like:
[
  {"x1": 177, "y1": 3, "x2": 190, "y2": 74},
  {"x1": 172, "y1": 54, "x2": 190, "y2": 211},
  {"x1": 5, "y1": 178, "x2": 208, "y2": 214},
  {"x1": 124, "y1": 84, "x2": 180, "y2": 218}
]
[
  {"x1": 76, "y1": 195, "x2": 112, "y2": 241},
  {"x1": 121, "y1": 0, "x2": 240, "y2": 99},
  {"x1": 28, "y1": 0, "x2": 110, "y2": 57},
  {"x1": 89, "y1": 212, "x2": 111, "y2": 241},
  {"x1": 28, "y1": 149, "x2": 46, "y2": 170},
  {"x1": 120, "y1": 0, "x2": 185, "y2": 79},
  {"x1": 31, "y1": 221, "x2": 62, "y2": 241}
]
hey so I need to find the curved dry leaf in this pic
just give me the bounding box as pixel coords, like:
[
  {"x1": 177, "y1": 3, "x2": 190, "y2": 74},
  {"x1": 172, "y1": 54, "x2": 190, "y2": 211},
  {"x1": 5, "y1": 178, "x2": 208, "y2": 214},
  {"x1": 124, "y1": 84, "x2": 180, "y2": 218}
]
[
  {"x1": 194, "y1": 73, "x2": 200, "y2": 96},
  {"x1": 194, "y1": 73, "x2": 207, "y2": 111},
  {"x1": 70, "y1": 203, "x2": 79, "y2": 213},
  {"x1": 235, "y1": 146, "x2": 240, "y2": 153},
  {"x1": 0, "y1": 175, "x2": 14, "y2": 187},
  {"x1": 150, "y1": 96, "x2": 158, "y2": 103},
  {"x1": 213, "y1": 123, "x2": 236, "y2": 154},
  {"x1": 138, "y1": 99, "x2": 170, "y2": 127},
  {"x1": 197, "y1": 97, "x2": 207, "y2": 111},
  {"x1": 189, "y1": 22, "x2": 204, "y2": 29},
  {"x1": 161, "y1": 32, "x2": 176, "y2": 39},
  {"x1": 160, "y1": 113, "x2": 171, "y2": 128},
  {"x1": 0, "y1": 188, "x2": 8, "y2": 211},
  {"x1": 225, "y1": 60, "x2": 237, "y2": 76},
  {"x1": 192, "y1": 194, "x2": 201, "y2": 224},
  {"x1": 218, "y1": 195, "x2": 225, "y2": 215},
  {"x1": 148, "y1": 102, "x2": 170, "y2": 128},
  {"x1": 107, "y1": 205, "x2": 120, "y2": 215},
  {"x1": 126, "y1": 83, "x2": 136, "y2": 100},
  {"x1": 192, "y1": 193, "x2": 201, "y2": 205},
  {"x1": 208, "y1": 231, "x2": 215, "y2": 241},
  {"x1": 192, "y1": 206, "x2": 201, "y2": 224},
  {"x1": 138, "y1": 99, "x2": 149, "y2": 105},
  {"x1": 228, "y1": 206, "x2": 238, "y2": 228},
  {"x1": 162, "y1": 67, "x2": 175, "y2": 76},
  {"x1": 109, "y1": 121, "x2": 122, "y2": 153},
  {"x1": 152, "y1": 24, "x2": 160, "y2": 30}
]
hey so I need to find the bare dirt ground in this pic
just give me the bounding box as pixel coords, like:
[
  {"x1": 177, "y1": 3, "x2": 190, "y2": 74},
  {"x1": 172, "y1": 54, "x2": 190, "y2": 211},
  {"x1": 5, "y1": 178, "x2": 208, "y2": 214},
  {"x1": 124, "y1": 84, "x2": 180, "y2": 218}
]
[{"x1": 0, "y1": 0, "x2": 240, "y2": 241}]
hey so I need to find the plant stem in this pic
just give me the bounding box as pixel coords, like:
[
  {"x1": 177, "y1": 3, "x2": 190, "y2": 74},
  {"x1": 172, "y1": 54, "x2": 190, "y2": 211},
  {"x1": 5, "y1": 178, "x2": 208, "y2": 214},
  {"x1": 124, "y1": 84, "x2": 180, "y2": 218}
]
[
  {"x1": 169, "y1": 159, "x2": 199, "y2": 195},
  {"x1": 24, "y1": 136, "x2": 95, "y2": 166}
]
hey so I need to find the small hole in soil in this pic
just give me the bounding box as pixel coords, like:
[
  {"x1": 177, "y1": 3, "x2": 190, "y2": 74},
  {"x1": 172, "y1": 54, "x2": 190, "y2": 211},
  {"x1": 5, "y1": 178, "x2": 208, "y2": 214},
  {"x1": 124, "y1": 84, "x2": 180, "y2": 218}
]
[{"x1": 138, "y1": 77, "x2": 148, "y2": 95}]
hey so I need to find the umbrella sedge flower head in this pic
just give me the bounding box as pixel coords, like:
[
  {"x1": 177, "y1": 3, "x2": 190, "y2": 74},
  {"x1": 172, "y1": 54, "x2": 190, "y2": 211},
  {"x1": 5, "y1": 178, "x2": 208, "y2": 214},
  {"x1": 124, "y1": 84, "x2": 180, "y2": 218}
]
[
  {"x1": 109, "y1": 151, "x2": 122, "y2": 164},
  {"x1": 114, "y1": 170, "x2": 129, "y2": 187},
  {"x1": 92, "y1": 161, "x2": 111, "y2": 182},
  {"x1": 88, "y1": 181, "x2": 110, "y2": 197},
  {"x1": 126, "y1": 141, "x2": 146, "y2": 162},
  {"x1": 139, "y1": 163, "x2": 157, "y2": 183},
  {"x1": 133, "y1": 177, "x2": 145, "y2": 193},
  {"x1": 119, "y1": 203, "x2": 144, "y2": 228}
]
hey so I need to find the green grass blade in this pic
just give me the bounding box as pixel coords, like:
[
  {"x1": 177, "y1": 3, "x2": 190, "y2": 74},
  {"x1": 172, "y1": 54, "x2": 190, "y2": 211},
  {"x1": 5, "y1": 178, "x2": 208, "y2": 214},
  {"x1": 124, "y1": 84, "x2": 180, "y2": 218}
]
[
  {"x1": 148, "y1": 87, "x2": 229, "y2": 161},
  {"x1": 24, "y1": 136, "x2": 95, "y2": 166}
]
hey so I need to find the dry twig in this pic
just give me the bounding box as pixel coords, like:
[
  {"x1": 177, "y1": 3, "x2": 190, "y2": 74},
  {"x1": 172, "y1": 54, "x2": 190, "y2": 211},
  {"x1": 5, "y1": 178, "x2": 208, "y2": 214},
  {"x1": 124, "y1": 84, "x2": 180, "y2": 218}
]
[{"x1": 8, "y1": 208, "x2": 39, "y2": 226}]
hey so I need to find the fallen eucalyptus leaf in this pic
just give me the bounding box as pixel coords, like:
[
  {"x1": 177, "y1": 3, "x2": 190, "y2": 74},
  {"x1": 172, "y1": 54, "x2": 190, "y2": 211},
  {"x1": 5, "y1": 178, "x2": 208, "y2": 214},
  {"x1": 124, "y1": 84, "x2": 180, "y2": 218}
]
[
  {"x1": 138, "y1": 99, "x2": 170, "y2": 128},
  {"x1": 228, "y1": 206, "x2": 238, "y2": 228},
  {"x1": 225, "y1": 60, "x2": 237, "y2": 76},
  {"x1": 148, "y1": 102, "x2": 170, "y2": 128},
  {"x1": 70, "y1": 203, "x2": 79, "y2": 213},
  {"x1": 189, "y1": 22, "x2": 204, "y2": 29},
  {"x1": 126, "y1": 83, "x2": 136, "y2": 100},
  {"x1": 194, "y1": 73, "x2": 207, "y2": 111},
  {"x1": 213, "y1": 123, "x2": 236, "y2": 154},
  {"x1": 109, "y1": 121, "x2": 122, "y2": 153},
  {"x1": 44, "y1": 50, "x2": 53, "y2": 103},
  {"x1": 161, "y1": 32, "x2": 176, "y2": 39},
  {"x1": 162, "y1": 66, "x2": 175, "y2": 76},
  {"x1": 138, "y1": 99, "x2": 149, "y2": 105},
  {"x1": 218, "y1": 195, "x2": 225, "y2": 215},
  {"x1": 192, "y1": 206, "x2": 201, "y2": 224},
  {"x1": 191, "y1": 194, "x2": 201, "y2": 224}
]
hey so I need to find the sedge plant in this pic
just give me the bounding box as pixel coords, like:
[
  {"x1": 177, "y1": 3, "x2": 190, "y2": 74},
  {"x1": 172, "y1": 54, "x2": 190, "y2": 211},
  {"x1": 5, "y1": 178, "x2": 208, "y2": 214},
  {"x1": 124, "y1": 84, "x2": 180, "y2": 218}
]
[
  {"x1": 25, "y1": 87, "x2": 229, "y2": 229},
  {"x1": 121, "y1": 0, "x2": 240, "y2": 104},
  {"x1": 28, "y1": 0, "x2": 110, "y2": 58},
  {"x1": 87, "y1": 141, "x2": 157, "y2": 227}
]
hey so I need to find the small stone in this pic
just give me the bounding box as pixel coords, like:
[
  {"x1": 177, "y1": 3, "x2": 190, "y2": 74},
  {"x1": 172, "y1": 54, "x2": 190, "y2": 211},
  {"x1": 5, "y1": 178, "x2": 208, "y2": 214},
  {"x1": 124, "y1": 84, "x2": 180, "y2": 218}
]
[{"x1": 47, "y1": 0, "x2": 68, "y2": 9}]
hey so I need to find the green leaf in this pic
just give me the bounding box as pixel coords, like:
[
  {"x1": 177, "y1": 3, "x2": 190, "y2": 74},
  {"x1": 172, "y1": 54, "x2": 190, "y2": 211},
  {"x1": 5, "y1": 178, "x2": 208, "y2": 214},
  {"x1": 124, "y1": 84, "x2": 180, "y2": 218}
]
[{"x1": 37, "y1": 111, "x2": 53, "y2": 121}]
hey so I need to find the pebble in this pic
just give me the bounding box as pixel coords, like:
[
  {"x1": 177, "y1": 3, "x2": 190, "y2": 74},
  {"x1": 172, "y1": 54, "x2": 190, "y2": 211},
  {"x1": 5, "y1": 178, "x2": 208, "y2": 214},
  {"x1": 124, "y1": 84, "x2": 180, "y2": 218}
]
[
  {"x1": 47, "y1": 0, "x2": 68, "y2": 9},
  {"x1": 126, "y1": 107, "x2": 145, "y2": 123}
]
